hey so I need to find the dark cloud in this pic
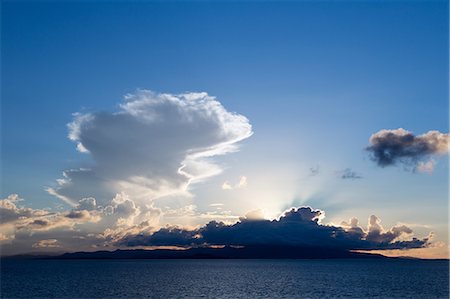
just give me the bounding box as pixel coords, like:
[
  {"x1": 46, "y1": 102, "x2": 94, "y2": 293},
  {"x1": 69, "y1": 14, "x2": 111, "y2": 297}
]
[
  {"x1": 122, "y1": 227, "x2": 199, "y2": 247},
  {"x1": 28, "y1": 219, "x2": 49, "y2": 227},
  {"x1": 337, "y1": 168, "x2": 363, "y2": 180},
  {"x1": 65, "y1": 210, "x2": 91, "y2": 219},
  {"x1": 309, "y1": 165, "x2": 320, "y2": 177},
  {"x1": 117, "y1": 207, "x2": 429, "y2": 251},
  {"x1": 366, "y1": 128, "x2": 448, "y2": 172}
]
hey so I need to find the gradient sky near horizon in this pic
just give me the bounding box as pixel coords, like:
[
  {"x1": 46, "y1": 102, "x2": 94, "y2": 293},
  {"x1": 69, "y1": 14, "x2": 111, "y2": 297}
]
[{"x1": 1, "y1": 0, "x2": 448, "y2": 257}]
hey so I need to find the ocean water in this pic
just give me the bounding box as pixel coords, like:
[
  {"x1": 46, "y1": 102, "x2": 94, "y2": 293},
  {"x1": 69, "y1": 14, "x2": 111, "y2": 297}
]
[{"x1": 1, "y1": 259, "x2": 448, "y2": 298}]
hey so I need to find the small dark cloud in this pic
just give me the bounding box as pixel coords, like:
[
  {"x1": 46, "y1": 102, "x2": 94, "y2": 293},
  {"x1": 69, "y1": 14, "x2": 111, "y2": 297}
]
[
  {"x1": 29, "y1": 219, "x2": 49, "y2": 227},
  {"x1": 337, "y1": 168, "x2": 363, "y2": 180},
  {"x1": 65, "y1": 210, "x2": 89, "y2": 219},
  {"x1": 366, "y1": 128, "x2": 448, "y2": 172},
  {"x1": 309, "y1": 165, "x2": 320, "y2": 177},
  {"x1": 117, "y1": 207, "x2": 429, "y2": 251}
]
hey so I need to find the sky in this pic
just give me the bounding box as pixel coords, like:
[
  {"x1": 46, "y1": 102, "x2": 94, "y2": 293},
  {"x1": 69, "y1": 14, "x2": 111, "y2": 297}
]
[{"x1": 1, "y1": 0, "x2": 448, "y2": 258}]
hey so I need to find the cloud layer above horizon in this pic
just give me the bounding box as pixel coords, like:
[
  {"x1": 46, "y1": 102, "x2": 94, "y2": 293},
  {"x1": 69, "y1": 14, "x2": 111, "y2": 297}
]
[
  {"x1": 106, "y1": 207, "x2": 431, "y2": 251},
  {"x1": 0, "y1": 194, "x2": 430, "y2": 254}
]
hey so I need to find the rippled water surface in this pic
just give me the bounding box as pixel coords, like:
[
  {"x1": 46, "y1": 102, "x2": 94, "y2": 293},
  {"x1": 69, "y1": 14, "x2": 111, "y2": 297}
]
[{"x1": 1, "y1": 259, "x2": 448, "y2": 298}]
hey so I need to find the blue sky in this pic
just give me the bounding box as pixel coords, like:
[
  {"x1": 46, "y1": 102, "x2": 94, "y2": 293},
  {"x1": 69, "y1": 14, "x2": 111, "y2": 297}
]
[{"x1": 1, "y1": 1, "x2": 448, "y2": 257}]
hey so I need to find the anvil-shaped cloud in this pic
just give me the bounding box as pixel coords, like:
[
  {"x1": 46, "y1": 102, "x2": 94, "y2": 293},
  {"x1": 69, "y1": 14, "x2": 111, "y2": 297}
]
[{"x1": 48, "y1": 90, "x2": 253, "y2": 207}]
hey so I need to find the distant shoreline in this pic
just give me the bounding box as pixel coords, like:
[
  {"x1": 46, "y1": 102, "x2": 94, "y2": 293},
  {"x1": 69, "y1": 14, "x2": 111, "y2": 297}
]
[{"x1": 3, "y1": 246, "x2": 448, "y2": 261}]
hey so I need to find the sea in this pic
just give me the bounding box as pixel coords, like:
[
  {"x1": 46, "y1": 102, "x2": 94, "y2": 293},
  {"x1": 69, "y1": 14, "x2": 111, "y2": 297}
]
[{"x1": 1, "y1": 259, "x2": 448, "y2": 298}]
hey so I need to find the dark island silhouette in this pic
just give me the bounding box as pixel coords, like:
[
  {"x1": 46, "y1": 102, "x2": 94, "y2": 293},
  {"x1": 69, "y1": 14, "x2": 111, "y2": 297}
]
[{"x1": 47, "y1": 245, "x2": 388, "y2": 259}]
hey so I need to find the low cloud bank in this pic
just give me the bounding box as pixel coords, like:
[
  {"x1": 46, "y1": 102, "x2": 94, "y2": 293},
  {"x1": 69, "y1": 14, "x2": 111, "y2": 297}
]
[
  {"x1": 1, "y1": 194, "x2": 430, "y2": 255},
  {"x1": 117, "y1": 207, "x2": 430, "y2": 251}
]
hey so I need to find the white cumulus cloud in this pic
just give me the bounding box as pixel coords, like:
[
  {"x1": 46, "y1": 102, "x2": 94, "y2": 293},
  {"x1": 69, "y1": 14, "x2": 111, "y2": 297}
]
[
  {"x1": 221, "y1": 176, "x2": 248, "y2": 190},
  {"x1": 49, "y1": 90, "x2": 253, "y2": 206}
]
